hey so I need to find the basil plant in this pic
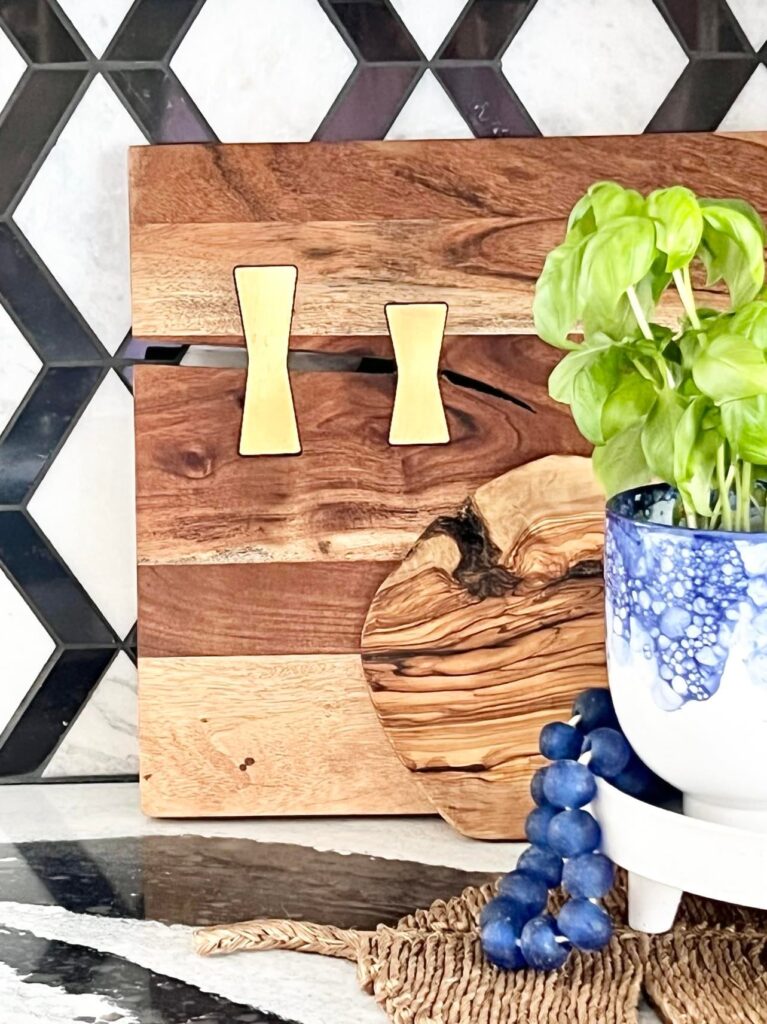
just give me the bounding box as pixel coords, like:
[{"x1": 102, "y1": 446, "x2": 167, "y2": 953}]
[{"x1": 535, "y1": 181, "x2": 767, "y2": 531}]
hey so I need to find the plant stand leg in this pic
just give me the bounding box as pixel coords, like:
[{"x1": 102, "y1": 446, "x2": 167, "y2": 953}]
[{"x1": 627, "y1": 872, "x2": 683, "y2": 933}]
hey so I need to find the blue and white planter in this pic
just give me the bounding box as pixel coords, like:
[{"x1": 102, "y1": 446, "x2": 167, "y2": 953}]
[{"x1": 605, "y1": 484, "x2": 767, "y2": 832}]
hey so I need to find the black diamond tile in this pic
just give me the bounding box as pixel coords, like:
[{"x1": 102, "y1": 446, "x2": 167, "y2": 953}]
[
  {"x1": 436, "y1": 65, "x2": 538, "y2": 137},
  {"x1": 439, "y1": 0, "x2": 536, "y2": 60},
  {"x1": 104, "y1": 0, "x2": 205, "y2": 61},
  {"x1": 646, "y1": 57, "x2": 757, "y2": 131},
  {"x1": 0, "y1": 0, "x2": 84, "y2": 62},
  {"x1": 0, "y1": 365, "x2": 102, "y2": 503},
  {"x1": 108, "y1": 68, "x2": 215, "y2": 143},
  {"x1": 0, "y1": 69, "x2": 86, "y2": 214},
  {"x1": 657, "y1": 0, "x2": 749, "y2": 53},
  {"x1": 0, "y1": 648, "x2": 114, "y2": 776},
  {"x1": 316, "y1": 64, "x2": 419, "y2": 141},
  {"x1": 0, "y1": 512, "x2": 116, "y2": 644},
  {"x1": 0, "y1": 224, "x2": 103, "y2": 360},
  {"x1": 326, "y1": 0, "x2": 421, "y2": 60}
]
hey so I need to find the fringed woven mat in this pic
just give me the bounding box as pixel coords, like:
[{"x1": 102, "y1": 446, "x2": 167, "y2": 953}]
[{"x1": 195, "y1": 874, "x2": 767, "y2": 1023}]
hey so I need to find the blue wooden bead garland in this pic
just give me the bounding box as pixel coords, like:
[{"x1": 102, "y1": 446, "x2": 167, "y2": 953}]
[{"x1": 479, "y1": 687, "x2": 666, "y2": 972}]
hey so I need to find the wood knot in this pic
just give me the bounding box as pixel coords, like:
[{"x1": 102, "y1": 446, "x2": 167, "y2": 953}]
[{"x1": 181, "y1": 448, "x2": 214, "y2": 478}]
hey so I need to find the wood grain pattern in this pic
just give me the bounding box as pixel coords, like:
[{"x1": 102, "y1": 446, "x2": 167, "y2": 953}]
[
  {"x1": 360, "y1": 455, "x2": 608, "y2": 840},
  {"x1": 139, "y1": 654, "x2": 433, "y2": 817},
  {"x1": 129, "y1": 133, "x2": 767, "y2": 342},
  {"x1": 135, "y1": 356, "x2": 586, "y2": 567},
  {"x1": 138, "y1": 561, "x2": 396, "y2": 657}
]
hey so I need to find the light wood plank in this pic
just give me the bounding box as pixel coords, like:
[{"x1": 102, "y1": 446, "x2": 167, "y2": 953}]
[{"x1": 139, "y1": 654, "x2": 433, "y2": 817}]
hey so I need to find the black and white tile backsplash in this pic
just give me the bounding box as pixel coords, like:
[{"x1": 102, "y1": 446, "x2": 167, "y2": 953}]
[{"x1": 1, "y1": 0, "x2": 767, "y2": 783}]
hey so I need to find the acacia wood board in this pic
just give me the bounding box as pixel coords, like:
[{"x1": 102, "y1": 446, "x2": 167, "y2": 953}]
[
  {"x1": 360, "y1": 455, "x2": 608, "y2": 840},
  {"x1": 128, "y1": 132, "x2": 767, "y2": 343}
]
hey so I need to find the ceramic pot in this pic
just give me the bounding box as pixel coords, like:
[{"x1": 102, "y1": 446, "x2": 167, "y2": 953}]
[{"x1": 604, "y1": 484, "x2": 767, "y2": 832}]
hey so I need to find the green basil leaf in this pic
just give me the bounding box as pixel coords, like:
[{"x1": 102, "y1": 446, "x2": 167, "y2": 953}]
[
  {"x1": 721, "y1": 394, "x2": 767, "y2": 463},
  {"x1": 580, "y1": 216, "x2": 657, "y2": 321},
  {"x1": 601, "y1": 373, "x2": 655, "y2": 440},
  {"x1": 533, "y1": 239, "x2": 585, "y2": 349},
  {"x1": 547, "y1": 334, "x2": 615, "y2": 404},
  {"x1": 570, "y1": 347, "x2": 625, "y2": 444},
  {"x1": 727, "y1": 300, "x2": 767, "y2": 349},
  {"x1": 700, "y1": 197, "x2": 766, "y2": 244},
  {"x1": 592, "y1": 422, "x2": 654, "y2": 497},
  {"x1": 589, "y1": 181, "x2": 644, "y2": 226},
  {"x1": 641, "y1": 388, "x2": 688, "y2": 484},
  {"x1": 565, "y1": 192, "x2": 597, "y2": 243},
  {"x1": 673, "y1": 397, "x2": 719, "y2": 517},
  {"x1": 698, "y1": 203, "x2": 765, "y2": 307},
  {"x1": 692, "y1": 332, "x2": 767, "y2": 402},
  {"x1": 647, "y1": 185, "x2": 703, "y2": 272}
]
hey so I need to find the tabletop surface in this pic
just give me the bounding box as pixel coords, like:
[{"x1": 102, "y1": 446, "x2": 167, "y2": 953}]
[{"x1": 0, "y1": 783, "x2": 660, "y2": 1023}]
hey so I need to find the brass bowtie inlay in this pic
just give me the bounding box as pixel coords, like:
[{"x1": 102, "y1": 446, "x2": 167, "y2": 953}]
[
  {"x1": 235, "y1": 265, "x2": 300, "y2": 456},
  {"x1": 386, "y1": 302, "x2": 450, "y2": 447}
]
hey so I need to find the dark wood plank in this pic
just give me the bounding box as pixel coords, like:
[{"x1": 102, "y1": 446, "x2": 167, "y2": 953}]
[
  {"x1": 134, "y1": 361, "x2": 587, "y2": 567},
  {"x1": 129, "y1": 133, "x2": 767, "y2": 341},
  {"x1": 139, "y1": 561, "x2": 395, "y2": 657}
]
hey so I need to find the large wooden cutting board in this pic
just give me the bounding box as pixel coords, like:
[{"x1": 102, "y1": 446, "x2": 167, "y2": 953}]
[{"x1": 132, "y1": 131, "x2": 767, "y2": 824}]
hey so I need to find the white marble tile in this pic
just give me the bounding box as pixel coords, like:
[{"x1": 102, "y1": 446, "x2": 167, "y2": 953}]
[
  {"x1": 389, "y1": 0, "x2": 466, "y2": 57},
  {"x1": 0, "y1": 570, "x2": 55, "y2": 735},
  {"x1": 28, "y1": 371, "x2": 136, "y2": 638},
  {"x1": 13, "y1": 75, "x2": 145, "y2": 354},
  {"x1": 386, "y1": 70, "x2": 473, "y2": 141},
  {"x1": 0, "y1": 783, "x2": 526, "y2": 874},
  {"x1": 56, "y1": 0, "x2": 134, "y2": 56},
  {"x1": 43, "y1": 652, "x2": 137, "y2": 778},
  {"x1": 728, "y1": 0, "x2": 767, "y2": 50},
  {"x1": 0, "y1": 959, "x2": 138, "y2": 1024},
  {"x1": 172, "y1": 0, "x2": 356, "y2": 143},
  {"x1": 0, "y1": 903, "x2": 386, "y2": 1024},
  {"x1": 0, "y1": 27, "x2": 24, "y2": 115},
  {"x1": 0, "y1": 304, "x2": 41, "y2": 436},
  {"x1": 502, "y1": 0, "x2": 688, "y2": 136},
  {"x1": 718, "y1": 65, "x2": 767, "y2": 132}
]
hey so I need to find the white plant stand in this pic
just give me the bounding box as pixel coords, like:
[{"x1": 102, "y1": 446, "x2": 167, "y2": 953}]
[{"x1": 588, "y1": 778, "x2": 767, "y2": 933}]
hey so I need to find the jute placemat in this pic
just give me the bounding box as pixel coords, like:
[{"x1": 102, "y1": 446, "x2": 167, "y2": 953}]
[{"x1": 195, "y1": 874, "x2": 767, "y2": 1023}]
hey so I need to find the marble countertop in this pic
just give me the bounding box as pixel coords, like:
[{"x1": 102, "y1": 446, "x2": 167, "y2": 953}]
[{"x1": 0, "y1": 783, "x2": 660, "y2": 1023}]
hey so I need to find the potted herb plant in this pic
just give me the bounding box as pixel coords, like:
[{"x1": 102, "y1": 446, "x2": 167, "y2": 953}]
[{"x1": 535, "y1": 182, "x2": 767, "y2": 831}]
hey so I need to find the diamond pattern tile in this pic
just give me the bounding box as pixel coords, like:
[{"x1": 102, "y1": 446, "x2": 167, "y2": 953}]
[
  {"x1": 389, "y1": 0, "x2": 466, "y2": 57},
  {"x1": 0, "y1": 304, "x2": 40, "y2": 437},
  {"x1": 171, "y1": 0, "x2": 356, "y2": 142},
  {"x1": 27, "y1": 371, "x2": 136, "y2": 639},
  {"x1": 386, "y1": 71, "x2": 472, "y2": 140},
  {"x1": 718, "y1": 64, "x2": 767, "y2": 130},
  {"x1": 0, "y1": 0, "x2": 767, "y2": 783},
  {"x1": 43, "y1": 651, "x2": 137, "y2": 777},
  {"x1": 13, "y1": 75, "x2": 145, "y2": 355},
  {"x1": 503, "y1": 0, "x2": 689, "y2": 135},
  {"x1": 0, "y1": 25, "x2": 25, "y2": 115},
  {"x1": 728, "y1": 0, "x2": 767, "y2": 50},
  {"x1": 56, "y1": 0, "x2": 135, "y2": 57},
  {"x1": 0, "y1": 568, "x2": 55, "y2": 736}
]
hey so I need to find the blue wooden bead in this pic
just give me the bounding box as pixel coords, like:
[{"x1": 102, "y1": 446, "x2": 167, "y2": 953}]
[
  {"x1": 481, "y1": 916, "x2": 527, "y2": 969},
  {"x1": 542, "y1": 759, "x2": 596, "y2": 809},
  {"x1": 520, "y1": 915, "x2": 570, "y2": 971},
  {"x1": 516, "y1": 845, "x2": 563, "y2": 888},
  {"x1": 496, "y1": 871, "x2": 549, "y2": 921},
  {"x1": 562, "y1": 852, "x2": 614, "y2": 899},
  {"x1": 572, "y1": 688, "x2": 618, "y2": 731},
  {"x1": 612, "y1": 754, "x2": 661, "y2": 799},
  {"x1": 480, "y1": 895, "x2": 534, "y2": 932},
  {"x1": 539, "y1": 721, "x2": 583, "y2": 761},
  {"x1": 547, "y1": 809, "x2": 601, "y2": 858},
  {"x1": 583, "y1": 727, "x2": 631, "y2": 779},
  {"x1": 524, "y1": 804, "x2": 558, "y2": 846},
  {"x1": 530, "y1": 767, "x2": 548, "y2": 806},
  {"x1": 557, "y1": 898, "x2": 613, "y2": 951}
]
